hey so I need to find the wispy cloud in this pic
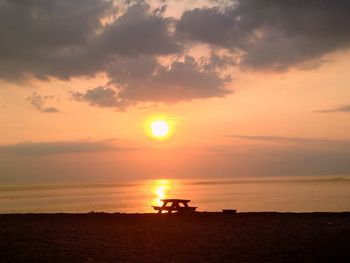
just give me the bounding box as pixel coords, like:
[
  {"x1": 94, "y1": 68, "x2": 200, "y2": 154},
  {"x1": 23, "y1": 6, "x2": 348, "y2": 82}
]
[
  {"x1": 227, "y1": 135, "x2": 313, "y2": 143},
  {"x1": 71, "y1": 86, "x2": 125, "y2": 109},
  {"x1": 314, "y1": 105, "x2": 350, "y2": 113},
  {"x1": 26, "y1": 92, "x2": 60, "y2": 113},
  {"x1": 0, "y1": 139, "x2": 135, "y2": 156},
  {"x1": 226, "y1": 135, "x2": 350, "y2": 145}
]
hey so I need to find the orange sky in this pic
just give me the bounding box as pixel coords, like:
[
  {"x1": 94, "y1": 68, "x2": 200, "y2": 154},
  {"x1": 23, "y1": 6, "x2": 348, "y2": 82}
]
[{"x1": 1, "y1": 0, "x2": 350, "y2": 184}]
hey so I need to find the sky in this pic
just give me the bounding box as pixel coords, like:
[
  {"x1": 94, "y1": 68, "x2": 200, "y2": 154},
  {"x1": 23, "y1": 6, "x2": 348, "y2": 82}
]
[{"x1": 1, "y1": 0, "x2": 350, "y2": 184}]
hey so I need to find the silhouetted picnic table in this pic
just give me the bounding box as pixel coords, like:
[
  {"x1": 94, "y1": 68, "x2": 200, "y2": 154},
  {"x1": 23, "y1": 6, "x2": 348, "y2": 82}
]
[{"x1": 152, "y1": 199, "x2": 197, "y2": 214}]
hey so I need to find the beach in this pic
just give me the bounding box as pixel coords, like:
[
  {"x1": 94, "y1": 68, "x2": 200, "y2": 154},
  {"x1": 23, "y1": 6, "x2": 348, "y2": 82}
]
[{"x1": 0, "y1": 212, "x2": 349, "y2": 262}]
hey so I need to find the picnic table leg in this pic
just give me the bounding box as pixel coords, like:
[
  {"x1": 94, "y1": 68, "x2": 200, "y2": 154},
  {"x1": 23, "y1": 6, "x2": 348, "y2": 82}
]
[
  {"x1": 168, "y1": 202, "x2": 177, "y2": 213},
  {"x1": 168, "y1": 203, "x2": 173, "y2": 213},
  {"x1": 161, "y1": 201, "x2": 168, "y2": 214}
]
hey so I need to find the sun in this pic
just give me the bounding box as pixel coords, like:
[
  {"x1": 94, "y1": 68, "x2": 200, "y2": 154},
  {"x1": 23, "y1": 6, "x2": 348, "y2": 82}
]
[
  {"x1": 145, "y1": 116, "x2": 174, "y2": 140},
  {"x1": 151, "y1": 120, "x2": 169, "y2": 138}
]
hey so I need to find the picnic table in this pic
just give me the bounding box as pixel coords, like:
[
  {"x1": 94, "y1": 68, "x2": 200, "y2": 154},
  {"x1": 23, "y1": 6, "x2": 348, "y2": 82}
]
[{"x1": 152, "y1": 199, "x2": 197, "y2": 214}]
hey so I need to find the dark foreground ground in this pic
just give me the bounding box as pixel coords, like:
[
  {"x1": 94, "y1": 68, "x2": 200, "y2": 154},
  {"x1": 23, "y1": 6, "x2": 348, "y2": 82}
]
[{"x1": 0, "y1": 212, "x2": 349, "y2": 263}]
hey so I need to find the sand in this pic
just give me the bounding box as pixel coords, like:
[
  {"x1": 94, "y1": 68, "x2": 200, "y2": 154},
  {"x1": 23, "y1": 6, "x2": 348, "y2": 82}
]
[{"x1": 0, "y1": 212, "x2": 349, "y2": 262}]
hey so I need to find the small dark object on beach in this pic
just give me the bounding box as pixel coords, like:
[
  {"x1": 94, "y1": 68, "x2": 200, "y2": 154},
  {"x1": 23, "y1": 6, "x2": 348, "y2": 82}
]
[{"x1": 223, "y1": 209, "x2": 237, "y2": 215}]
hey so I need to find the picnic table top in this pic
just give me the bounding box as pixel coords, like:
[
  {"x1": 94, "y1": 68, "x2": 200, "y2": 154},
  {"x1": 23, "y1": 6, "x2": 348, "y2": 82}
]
[{"x1": 160, "y1": 199, "x2": 191, "y2": 202}]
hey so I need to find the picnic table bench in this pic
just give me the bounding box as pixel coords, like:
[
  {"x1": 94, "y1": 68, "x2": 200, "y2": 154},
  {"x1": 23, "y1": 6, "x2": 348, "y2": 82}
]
[{"x1": 152, "y1": 199, "x2": 197, "y2": 214}]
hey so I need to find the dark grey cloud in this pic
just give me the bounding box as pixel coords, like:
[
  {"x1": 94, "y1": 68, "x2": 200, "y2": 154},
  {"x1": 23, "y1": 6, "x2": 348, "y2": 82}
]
[
  {"x1": 0, "y1": 139, "x2": 132, "y2": 156},
  {"x1": 177, "y1": 6, "x2": 239, "y2": 47},
  {"x1": 2, "y1": 0, "x2": 350, "y2": 77},
  {"x1": 107, "y1": 55, "x2": 231, "y2": 102},
  {"x1": 2, "y1": 0, "x2": 350, "y2": 110},
  {"x1": 177, "y1": 0, "x2": 350, "y2": 71},
  {"x1": 0, "y1": 0, "x2": 180, "y2": 80},
  {"x1": 202, "y1": 51, "x2": 236, "y2": 71},
  {"x1": 314, "y1": 105, "x2": 350, "y2": 113},
  {"x1": 27, "y1": 92, "x2": 60, "y2": 113},
  {"x1": 0, "y1": 0, "x2": 230, "y2": 107},
  {"x1": 73, "y1": 55, "x2": 231, "y2": 109},
  {"x1": 98, "y1": 2, "x2": 180, "y2": 56},
  {"x1": 0, "y1": 0, "x2": 113, "y2": 80}
]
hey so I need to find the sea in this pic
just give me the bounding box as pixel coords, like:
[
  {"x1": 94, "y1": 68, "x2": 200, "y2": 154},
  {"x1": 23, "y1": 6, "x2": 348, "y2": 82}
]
[{"x1": 1, "y1": 176, "x2": 350, "y2": 213}]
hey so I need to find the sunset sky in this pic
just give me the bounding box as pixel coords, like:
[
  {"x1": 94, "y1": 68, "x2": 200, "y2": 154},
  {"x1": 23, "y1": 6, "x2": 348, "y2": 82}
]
[{"x1": 1, "y1": 0, "x2": 350, "y2": 184}]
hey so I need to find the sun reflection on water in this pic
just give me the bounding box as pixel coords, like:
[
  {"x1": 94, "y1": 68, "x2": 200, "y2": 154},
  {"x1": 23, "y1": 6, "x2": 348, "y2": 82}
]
[{"x1": 151, "y1": 179, "x2": 173, "y2": 206}]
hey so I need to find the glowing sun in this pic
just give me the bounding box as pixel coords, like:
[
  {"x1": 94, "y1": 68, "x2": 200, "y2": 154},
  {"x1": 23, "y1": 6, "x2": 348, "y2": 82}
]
[
  {"x1": 151, "y1": 120, "x2": 169, "y2": 138},
  {"x1": 145, "y1": 116, "x2": 173, "y2": 140}
]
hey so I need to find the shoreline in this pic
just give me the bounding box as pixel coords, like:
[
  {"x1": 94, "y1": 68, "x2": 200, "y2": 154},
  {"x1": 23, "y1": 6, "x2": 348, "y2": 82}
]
[{"x1": 1, "y1": 211, "x2": 350, "y2": 215}]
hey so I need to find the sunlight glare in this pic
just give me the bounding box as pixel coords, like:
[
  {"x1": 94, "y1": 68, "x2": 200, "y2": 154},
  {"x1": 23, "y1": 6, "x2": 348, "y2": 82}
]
[
  {"x1": 145, "y1": 115, "x2": 174, "y2": 141},
  {"x1": 151, "y1": 120, "x2": 169, "y2": 138},
  {"x1": 151, "y1": 179, "x2": 172, "y2": 206}
]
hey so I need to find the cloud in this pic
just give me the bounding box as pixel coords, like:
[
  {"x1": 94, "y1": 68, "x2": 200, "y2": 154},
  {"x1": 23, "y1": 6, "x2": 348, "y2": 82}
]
[
  {"x1": 0, "y1": 0, "x2": 114, "y2": 80},
  {"x1": 0, "y1": 139, "x2": 133, "y2": 156},
  {"x1": 98, "y1": 2, "x2": 180, "y2": 56},
  {"x1": 314, "y1": 105, "x2": 350, "y2": 113},
  {"x1": 226, "y1": 134, "x2": 350, "y2": 145},
  {"x1": 2, "y1": 0, "x2": 350, "y2": 77},
  {"x1": 107, "y1": 55, "x2": 231, "y2": 102},
  {"x1": 73, "y1": 55, "x2": 231, "y2": 109},
  {"x1": 0, "y1": 0, "x2": 231, "y2": 108},
  {"x1": 177, "y1": 0, "x2": 350, "y2": 70},
  {"x1": 27, "y1": 92, "x2": 60, "y2": 113},
  {"x1": 0, "y1": 0, "x2": 180, "y2": 80},
  {"x1": 227, "y1": 135, "x2": 322, "y2": 144},
  {"x1": 2, "y1": 0, "x2": 350, "y2": 109},
  {"x1": 72, "y1": 86, "x2": 128, "y2": 109}
]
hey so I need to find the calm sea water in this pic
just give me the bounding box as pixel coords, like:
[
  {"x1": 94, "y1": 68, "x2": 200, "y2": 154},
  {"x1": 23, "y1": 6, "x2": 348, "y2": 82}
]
[{"x1": 1, "y1": 176, "x2": 350, "y2": 213}]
